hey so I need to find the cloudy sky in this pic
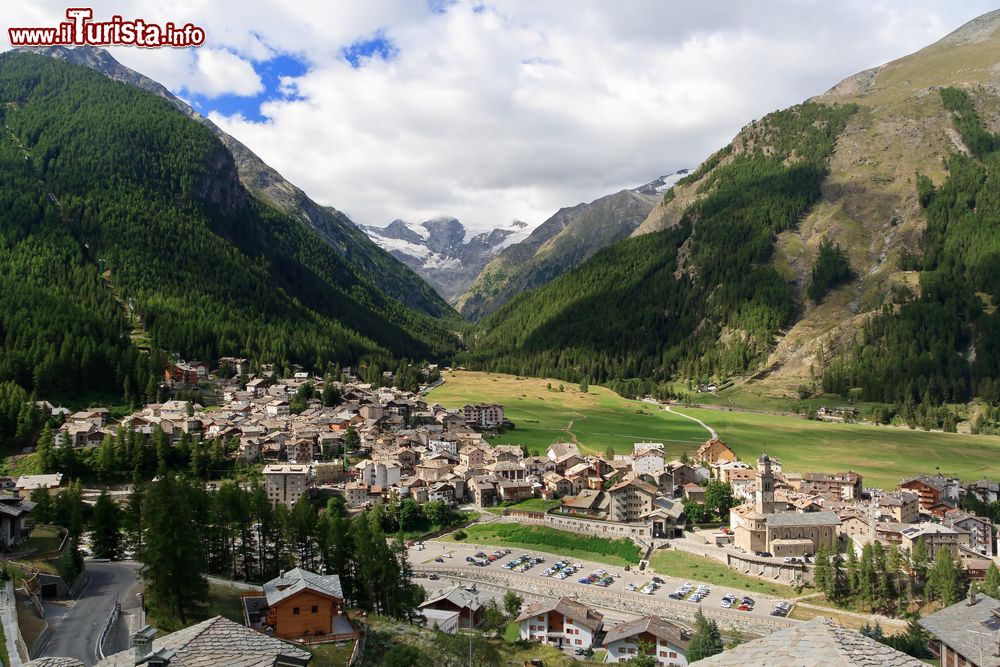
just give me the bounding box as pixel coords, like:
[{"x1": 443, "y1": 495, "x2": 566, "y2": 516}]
[{"x1": 4, "y1": 1, "x2": 997, "y2": 231}]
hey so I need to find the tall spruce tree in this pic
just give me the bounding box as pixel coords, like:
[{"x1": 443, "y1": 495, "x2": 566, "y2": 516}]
[
  {"x1": 687, "y1": 610, "x2": 724, "y2": 662},
  {"x1": 90, "y1": 491, "x2": 122, "y2": 560},
  {"x1": 139, "y1": 475, "x2": 207, "y2": 623}
]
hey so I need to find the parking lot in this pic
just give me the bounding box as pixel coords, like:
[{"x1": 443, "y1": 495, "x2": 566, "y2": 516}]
[{"x1": 410, "y1": 541, "x2": 795, "y2": 622}]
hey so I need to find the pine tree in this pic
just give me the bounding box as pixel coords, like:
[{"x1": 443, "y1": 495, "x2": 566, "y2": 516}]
[
  {"x1": 139, "y1": 476, "x2": 207, "y2": 623},
  {"x1": 37, "y1": 423, "x2": 57, "y2": 473},
  {"x1": 58, "y1": 537, "x2": 83, "y2": 585},
  {"x1": 90, "y1": 491, "x2": 122, "y2": 560},
  {"x1": 926, "y1": 547, "x2": 962, "y2": 605},
  {"x1": 687, "y1": 610, "x2": 724, "y2": 662},
  {"x1": 911, "y1": 538, "x2": 930, "y2": 590},
  {"x1": 814, "y1": 546, "x2": 833, "y2": 597},
  {"x1": 983, "y1": 562, "x2": 1000, "y2": 598}
]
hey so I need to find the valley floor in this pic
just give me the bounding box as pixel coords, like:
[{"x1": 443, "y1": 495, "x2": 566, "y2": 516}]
[{"x1": 429, "y1": 371, "x2": 1000, "y2": 489}]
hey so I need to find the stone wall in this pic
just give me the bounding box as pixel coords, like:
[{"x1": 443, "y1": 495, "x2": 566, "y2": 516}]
[
  {"x1": 725, "y1": 552, "x2": 812, "y2": 585},
  {"x1": 501, "y1": 510, "x2": 653, "y2": 544}
]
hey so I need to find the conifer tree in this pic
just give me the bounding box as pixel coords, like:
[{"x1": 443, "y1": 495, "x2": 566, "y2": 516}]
[
  {"x1": 687, "y1": 610, "x2": 724, "y2": 662},
  {"x1": 139, "y1": 476, "x2": 207, "y2": 623},
  {"x1": 90, "y1": 490, "x2": 122, "y2": 560}
]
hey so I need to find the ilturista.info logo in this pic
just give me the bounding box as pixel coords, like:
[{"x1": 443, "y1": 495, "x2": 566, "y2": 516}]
[{"x1": 8, "y1": 8, "x2": 206, "y2": 48}]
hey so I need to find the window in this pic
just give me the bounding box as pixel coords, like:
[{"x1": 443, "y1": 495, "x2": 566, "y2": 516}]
[
  {"x1": 292, "y1": 607, "x2": 300, "y2": 615},
  {"x1": 311, "y1": 605, "x2": 318, "y2": 614},
  {"x1": 575, "y1": 639, "x2": 581, "y2": 645}
]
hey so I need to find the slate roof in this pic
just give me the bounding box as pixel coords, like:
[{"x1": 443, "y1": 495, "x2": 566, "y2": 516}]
[
  {"x1": 97, "y1": 616, "x2": 311, "y2": 667},
  {"x1": 263, "y1": 567, "x2": 344, "y2": 606},
  {"x1": 420, "y1": 584, "x2": 486, "y2": 612},
  {"x1": 765, "y1": 511, "x2": 841, "y2": 527},
  {"x1": 26, "y1": 659, "x2": 86, "y2": 667},
  {"x1": 602, "y1": 615, "x2": 689, "y2": 648},
  {"x1": 695, "y1": 618, "x2": 925, "y2": 666},
  {"x1": 919, "y1": 593, "x2": 1000, "y2": 665}
]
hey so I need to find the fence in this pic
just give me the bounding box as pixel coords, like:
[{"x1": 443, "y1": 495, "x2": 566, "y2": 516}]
[{"x1": 97, "y1": 605, "x2": 120, "y2": 661}]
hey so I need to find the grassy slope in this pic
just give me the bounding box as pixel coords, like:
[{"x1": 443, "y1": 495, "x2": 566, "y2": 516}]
[
  {"x1": 648, "y1": 550, "x2": 806, "y2": 598},
  {"x1": 428, "y1": 370, "x2": 707, "y2": 455}
]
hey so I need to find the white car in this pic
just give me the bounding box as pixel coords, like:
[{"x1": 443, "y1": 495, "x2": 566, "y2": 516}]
[{"x1": 626, "y1": 583, "x2": 636, "y2": 592}]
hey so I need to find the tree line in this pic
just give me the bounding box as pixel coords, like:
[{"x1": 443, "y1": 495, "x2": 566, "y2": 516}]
[{"x1": 36, "y1": 477, "x2": 438, "y2": 624}]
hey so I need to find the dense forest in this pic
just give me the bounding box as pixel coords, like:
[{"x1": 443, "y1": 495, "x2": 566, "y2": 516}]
[
  {"x1": 463, "y1": 103, "x2": 856, "y2": 385},
  {"x1": 822, "y1": 88, "x2": 1000, "y2": 415},
  {"x1": 0, "y1": 53, "x2": 458, "y2": 436}
]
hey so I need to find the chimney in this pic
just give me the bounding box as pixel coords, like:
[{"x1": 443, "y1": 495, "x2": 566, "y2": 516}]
[
  {"x1": 967, "y1": 583, "x2": 977, "y2": 606},
  {"x1": 132, "y1": 625, "x2": 157, "y2": 661}
]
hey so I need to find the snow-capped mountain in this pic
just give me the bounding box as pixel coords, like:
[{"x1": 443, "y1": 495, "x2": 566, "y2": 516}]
[{"x1": 361, "y1": 217, "x2": 531, "y2": 303}]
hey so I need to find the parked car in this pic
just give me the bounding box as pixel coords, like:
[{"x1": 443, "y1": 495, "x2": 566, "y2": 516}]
[{"x1": 428, "y1": 574, "x2": 439, "y2": 580}]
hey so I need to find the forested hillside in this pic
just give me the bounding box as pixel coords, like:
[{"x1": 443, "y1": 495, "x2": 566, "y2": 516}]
[
  {"x1": 464, "y1": 103, "x2": 855, "y2": 387},
  {"x1": 28, "y1": 45, "x2": 456, "y2": 320},
  {"x1": 822, "y1": 88, "x2": 1000, "y2": 427},
  {"x1": 0, "y1": 53, "x2": 457, "y2": 414}
]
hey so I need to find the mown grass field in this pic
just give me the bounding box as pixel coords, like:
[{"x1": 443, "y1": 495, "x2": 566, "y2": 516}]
[
  {"x1": 431, "y1": 371, "x2": 1000, "y2": 490},
  {"x1": 443, "y1": 523, "x2": 642, "y2": 565},
  {"x1": 648, "y1": 550, "x2": 807, "y2": 598},
  {"x1": 428, "y1": 370, "x2": 708, "y2": 455},
  {"x1": 670, "y1": 405, "x2": 1000, "y2": 490},
  {"x1": 483, "y1": 497, "x2": 562, "y2": 515}
]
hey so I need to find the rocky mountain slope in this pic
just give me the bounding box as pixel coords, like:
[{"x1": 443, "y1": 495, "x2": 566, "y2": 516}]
[
  {"x1": 456, "y1": 173, "x2": 687, "y2": 320},
  {"x1": 360, "y1": 218, "x2": 529, "y2": 303},
  {"x1": 25, "y1": 45, "x2": 455, "y2": 320}
]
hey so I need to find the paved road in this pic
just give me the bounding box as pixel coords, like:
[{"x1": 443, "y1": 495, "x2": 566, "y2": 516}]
[
  {"x1": 37, "y1": 561, "x2": 142, "y2": 666},
  {"x1": 410, "y1": 542, "x2": 794, "y2": 625}
]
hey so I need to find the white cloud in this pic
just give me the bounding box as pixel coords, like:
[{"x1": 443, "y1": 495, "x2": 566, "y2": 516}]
[
  {"x1": 4, "y1": 0, "x2": 999, "y2": 230},
  {"x1": 189, "y1": 49, "x2": 263, "y2": 97}
]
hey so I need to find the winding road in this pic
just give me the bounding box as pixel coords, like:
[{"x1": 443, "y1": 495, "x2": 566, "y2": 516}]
[
  {"x1": 664, "y1": 405, "x2": 718, "y2": 439},
  {"x1": 36, "y1": 561, "x2": 142, "y2": 666}
]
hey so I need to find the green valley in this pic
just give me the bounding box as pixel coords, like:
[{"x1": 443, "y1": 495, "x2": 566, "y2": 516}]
[{"x1": 430, "y1": 371, "x2": 1000, "y2": 489}]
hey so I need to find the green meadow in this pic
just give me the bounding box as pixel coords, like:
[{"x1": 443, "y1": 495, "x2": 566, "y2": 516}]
[
  {"x1": 430, "y1": 371, "x2": 1000, "y2": 489},
  {"x1": 428, "y1": 370, "x2": 707, "y2": 456}
]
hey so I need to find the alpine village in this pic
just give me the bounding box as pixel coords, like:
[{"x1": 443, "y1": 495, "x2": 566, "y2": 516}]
[{"x1": 6, "y1": 5, "x2": 1000, "y2": 667}]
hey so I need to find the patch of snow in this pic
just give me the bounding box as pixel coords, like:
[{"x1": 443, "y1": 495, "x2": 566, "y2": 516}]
[
  {"x1": 493, "y1": 219, "x2": 535, "y2": 251},
  {"x1": 423, "y1": 253, "x2": 463, "y2": 270},
  {"x1": 407, "y1": 221, "x2": 431, "y2": 240},
  {"x1": 367, "y1": 233, "x2": 430, "y2": 260}
]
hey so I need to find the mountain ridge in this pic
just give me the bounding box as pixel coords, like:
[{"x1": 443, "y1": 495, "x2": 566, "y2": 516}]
[
  {"x1": 360, "y1": 217, "x2": 529, "y2": 303},
  {"x1": 455, "y1": 174, "x2": 688, "y2": 320}
]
